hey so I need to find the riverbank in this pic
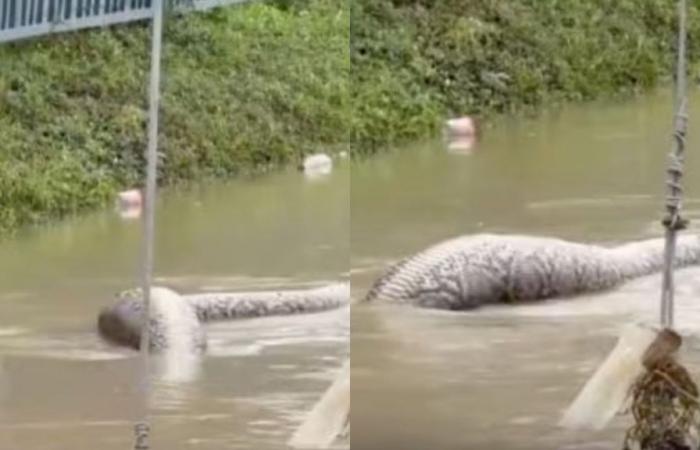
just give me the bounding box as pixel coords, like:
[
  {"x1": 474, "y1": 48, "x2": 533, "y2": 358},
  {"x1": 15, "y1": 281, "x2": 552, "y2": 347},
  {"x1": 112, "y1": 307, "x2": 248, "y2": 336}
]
[
  {"x1": 0, "y1": 0, "x2": 348, "y2": 233},
  {"x1": 1, "y1": 0, "x2": 698, "y2": 233},
  {"x1": 351, "y1": 0, "x2": 700, "y2": 155}
]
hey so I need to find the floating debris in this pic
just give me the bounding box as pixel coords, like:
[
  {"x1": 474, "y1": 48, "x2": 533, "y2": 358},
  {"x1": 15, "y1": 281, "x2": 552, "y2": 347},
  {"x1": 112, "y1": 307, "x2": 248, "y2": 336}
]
[
  {"x1": 560, "y1": 323, "x2": 657, "y2": 430},
  {"x1": 301, "y1": 153, "x2": 333, "y2": 177},
  {"x1": 444, "y1": 116, "x2": 478, "y2": 154},
  {"x1": 116, "y1": 189, "x2": 142, "y2": 220},
  {"x1": 623, "y1": 329, "x2": 699, "y2": 450},
  {"x1": 445, "y1": 116, "x2": 476, "y2": 138}
]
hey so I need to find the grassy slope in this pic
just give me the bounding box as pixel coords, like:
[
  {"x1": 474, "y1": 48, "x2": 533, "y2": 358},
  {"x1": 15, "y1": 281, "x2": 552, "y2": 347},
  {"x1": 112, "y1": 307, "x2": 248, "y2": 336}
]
[
  {"x1": 1, "y1": 0, "x2": 697, "y2": 232},
  {"x1": 351, "y1": 0, "x2": 700, "y2": 154},
  {"x1": 0, "y1": 0, "x2": 349, "y2": 233}
]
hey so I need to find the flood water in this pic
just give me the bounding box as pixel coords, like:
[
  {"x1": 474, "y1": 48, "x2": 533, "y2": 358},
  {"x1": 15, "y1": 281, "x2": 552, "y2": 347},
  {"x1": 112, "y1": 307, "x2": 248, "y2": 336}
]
[
  {"x1": 0, "y1": 164, "x2": 349, "y2": 449},
  {"x1": 351, "y1": 88, "x2": 700, "y2": 450}
]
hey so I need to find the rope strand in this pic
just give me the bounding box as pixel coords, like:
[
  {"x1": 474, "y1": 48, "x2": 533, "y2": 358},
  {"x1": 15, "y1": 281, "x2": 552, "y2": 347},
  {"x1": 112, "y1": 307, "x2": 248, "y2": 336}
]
[{"x1": 659, "y1": 0, "x2": 688, "y2": 329}]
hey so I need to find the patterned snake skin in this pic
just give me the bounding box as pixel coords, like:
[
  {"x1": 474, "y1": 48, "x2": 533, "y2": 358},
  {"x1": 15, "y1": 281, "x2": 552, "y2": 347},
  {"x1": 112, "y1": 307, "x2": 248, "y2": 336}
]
[
  {"x1": 365, "y1": 234, "x2": 700, "y2": 309},
  {"x1": 97, "y1": 282, "x2": 350, "y2": 352}
]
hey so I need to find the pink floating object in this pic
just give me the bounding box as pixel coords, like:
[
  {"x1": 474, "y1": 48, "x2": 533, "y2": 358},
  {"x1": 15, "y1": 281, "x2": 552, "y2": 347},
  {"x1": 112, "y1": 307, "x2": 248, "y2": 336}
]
[
  {"x1": 116, "y1": 189, "x2": 143, "y2": 220},
  {"x1": 444, "y1": 116, "x2": 478, "y2": 155},
  {"x1": 117, "y1": 189, "x2": 142, "y2": 208},
  {"x1": 445, "y1": 116, "x2": 476, "y2": 138}
]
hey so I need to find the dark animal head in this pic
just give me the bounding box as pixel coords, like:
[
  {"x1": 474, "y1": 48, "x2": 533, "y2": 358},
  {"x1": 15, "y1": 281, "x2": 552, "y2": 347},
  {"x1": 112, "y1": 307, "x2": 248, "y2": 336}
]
[
  {"x1": 97, "y1": 290, "x2": 146, "y2": 350},
  {"x1": 97, "y1": 287, "x2": 207, "y2": 353}
]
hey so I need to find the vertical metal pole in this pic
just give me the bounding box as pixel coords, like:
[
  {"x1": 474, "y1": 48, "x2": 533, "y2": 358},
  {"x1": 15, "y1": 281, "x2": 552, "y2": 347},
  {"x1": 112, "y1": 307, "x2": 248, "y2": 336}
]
[
  {"x1": 134, "y1": 0, "x2": 163, "y2": 448},
  {"x1": 660, "y1": 0, "x2": 688, "y2": 329},
  {"x1": 14, "y1": 0, "x2": 21, "y2": 28},
  {"x1": 29, "y1": 0, "x2": 35, "y2": 25},
  {"x1": 42, "y1": 0, "x2": 50, "y2": 24}
]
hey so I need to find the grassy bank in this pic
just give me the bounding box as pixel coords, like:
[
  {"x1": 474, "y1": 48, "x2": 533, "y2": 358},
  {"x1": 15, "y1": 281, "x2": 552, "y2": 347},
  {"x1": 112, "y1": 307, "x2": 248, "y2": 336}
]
[
  {"x1": 0, "y1": 0, "x2": 349, "y2": 233},
  {"x1": 1, "y1": 0, "x2": 698, "y2": 233},
  {"x1": 351, "y1": 0, "x2": 700, "y2": 155}
]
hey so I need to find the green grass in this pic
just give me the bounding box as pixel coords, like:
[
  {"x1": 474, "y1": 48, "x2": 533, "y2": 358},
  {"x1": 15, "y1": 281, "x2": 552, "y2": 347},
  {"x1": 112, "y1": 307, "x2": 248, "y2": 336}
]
[
  {"x1": 0, "y1": 0, "x2": 349, "y2": 233},
  {"x1": 350, "y1": 0, "x2": 700, "y2": 155},
  {"x1": 1, "y1": 0, "x2": 697, "y2": 233}
]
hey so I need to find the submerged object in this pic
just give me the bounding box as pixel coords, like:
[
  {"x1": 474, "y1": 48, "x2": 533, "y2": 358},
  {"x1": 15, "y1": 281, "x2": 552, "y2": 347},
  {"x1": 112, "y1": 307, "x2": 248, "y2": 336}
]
[
  {"x1": 446, "y1": 137, "x2": 476, "y2": 154},
  {"x1": 288, "y1": 360, "x2": 350, "y2": 449},
  {"x1": 301, "y1": 153, "x2": 333, "y2": 177},
  {"x1": 559, "y1": 323, "x2": 657, "y2": 430}
]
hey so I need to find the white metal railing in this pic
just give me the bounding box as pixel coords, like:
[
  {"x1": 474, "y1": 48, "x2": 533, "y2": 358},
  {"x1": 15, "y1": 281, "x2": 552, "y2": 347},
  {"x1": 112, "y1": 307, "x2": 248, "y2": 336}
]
[{"x1": 0, "y1": 0, "x2": 247, "y2": 43}]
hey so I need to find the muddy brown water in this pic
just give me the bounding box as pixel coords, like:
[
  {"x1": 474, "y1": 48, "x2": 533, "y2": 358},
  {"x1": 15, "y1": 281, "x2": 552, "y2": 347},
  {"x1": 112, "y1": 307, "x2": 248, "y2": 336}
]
[
  {"x1": 351, "y1": 88, "x2": 700, "y2": 450},
  {"x1": 5, "y1": 87, "x2": 700, "y2": 450},
  {"x1": 0, "y1": 164, "x2": 349, "y2": 450}
]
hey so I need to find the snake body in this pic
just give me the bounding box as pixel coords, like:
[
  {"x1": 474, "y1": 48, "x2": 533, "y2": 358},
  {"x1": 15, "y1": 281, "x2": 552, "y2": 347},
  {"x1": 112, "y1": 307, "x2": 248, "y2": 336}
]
[
  {"x1": 365, "y1": 234, "x2": 700, "y2": 309},
  {"x1": 97, "y1": 282, "x2": 350, "y2": 352}
]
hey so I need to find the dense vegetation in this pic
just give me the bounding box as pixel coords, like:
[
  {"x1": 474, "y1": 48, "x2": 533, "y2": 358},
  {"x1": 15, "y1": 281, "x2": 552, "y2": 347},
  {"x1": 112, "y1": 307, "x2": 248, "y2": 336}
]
[
  {"x1": 1, "y1": 0, "x2": 698, "y2": 233},
  {"x1": 0, "y1": 0, "x2": 349, "y2": 233},
  {"x1": 351, "y1": 0, "x2": 700, "y2": 154}
]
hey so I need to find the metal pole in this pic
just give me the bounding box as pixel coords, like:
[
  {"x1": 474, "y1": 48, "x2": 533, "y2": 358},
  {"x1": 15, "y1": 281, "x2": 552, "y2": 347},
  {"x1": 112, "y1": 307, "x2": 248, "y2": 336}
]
[
  {"x1": 660, "y1": 0, "x2": 688, "y2": 329},
  {"x1": 134, "y1": 0, "x2": 163, "y2": 448}
]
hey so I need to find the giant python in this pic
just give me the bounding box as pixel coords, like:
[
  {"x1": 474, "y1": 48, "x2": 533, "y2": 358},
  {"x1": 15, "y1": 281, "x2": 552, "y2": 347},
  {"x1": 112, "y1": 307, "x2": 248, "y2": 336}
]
[
  {"x1": 97, "y1": 282, "x2": 349, "y2": 352},
  {"x1": 364, "y1": 233, "x2": 700, "y2": 309},
  {"x1": 98, "y1": 234, "x2": 700, "y2": 350},
  {"x1": 96, "y1": 233, "x2": 699, "y2": 450}
]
